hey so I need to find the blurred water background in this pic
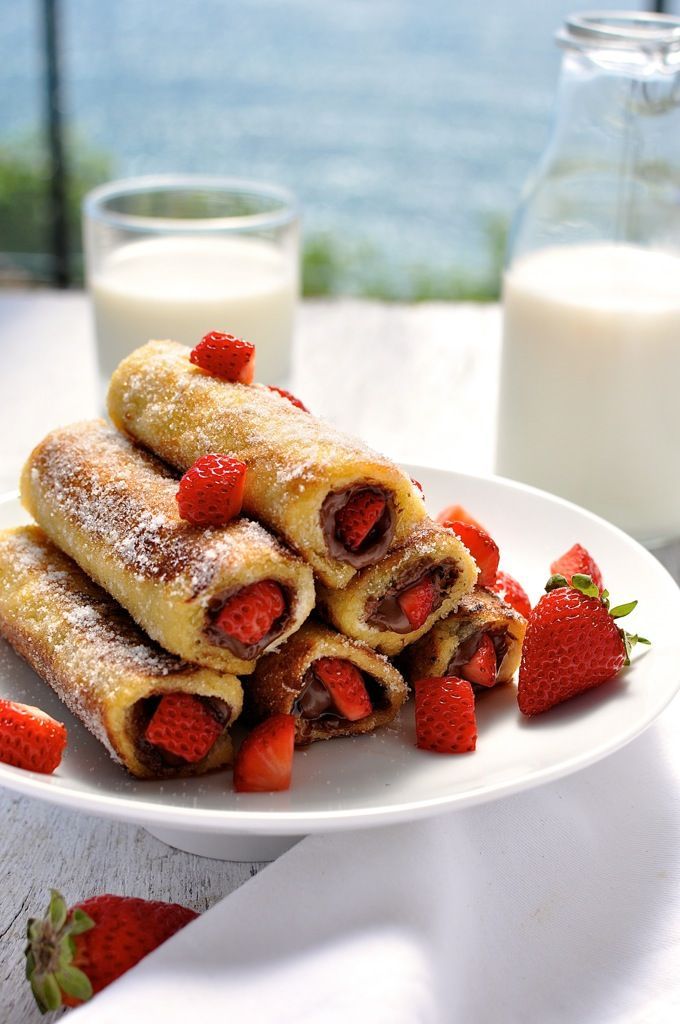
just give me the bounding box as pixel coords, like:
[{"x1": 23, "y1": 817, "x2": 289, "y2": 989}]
[{"x1": 0, "y1": 0, "x2": 674, "y2": 297}]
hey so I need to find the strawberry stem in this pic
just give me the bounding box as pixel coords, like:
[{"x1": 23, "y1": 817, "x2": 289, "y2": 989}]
[{"x1": 25, "y1": 890, "x2": 94, "y2": 1012}]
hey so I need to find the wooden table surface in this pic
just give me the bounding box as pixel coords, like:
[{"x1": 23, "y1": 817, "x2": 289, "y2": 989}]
[{"x1": 0, "y1": 293, "x2": 501, "y2": 1020}]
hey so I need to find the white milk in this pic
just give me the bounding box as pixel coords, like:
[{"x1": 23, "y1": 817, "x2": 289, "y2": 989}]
[
  {"x1": 496, "y1": 243, "x2": 680, "y2": 541},
  {"x1": 90, "y1": 235, "x2": 297, "y2": 387}
]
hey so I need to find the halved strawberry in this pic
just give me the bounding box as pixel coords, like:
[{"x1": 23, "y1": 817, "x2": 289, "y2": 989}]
[
  {"x1": 397, "y1": 576, "x2": 436, "y2": 630},
  {"x1": 335, "y1": 491, "x2": 386, "y2": 552},
  {"x1": 436, "y1": 504, "x2": 485, "y2": 531},
  {"x1": 442, "y1": 520, "x2": 499, "y2": 587},
  {"x1": 144, "y1": 693, "x2": 222, "y2": 763},
  {"x1": 0, "y1": 700, "x2": 66, "y2": 774},
  {"x1": 550, "y1": 544, "x2": 603, "y2": 592},
  {"x1": 313, "y1": 658, "x2": 372, "y2": 721},
  {"x1": 190, "y1": 331, "x2": 255, "y2": 383},
  {"x1": 458, "y1": 633, "x2": 496, "y2": 688},
  {"x1": 234, "y1": 714, "x2": 295, "y2": 792},
  {"x1": 215, "y1": 580, "x2": 285, "y2": 646},
  {"x1": 176, "y1": 454, "x2": 246, "y2": 526},
  {"x1": 266, "y1": 386, "x2": 309, "y2": 412},
  {"x1": 489, "y1": 570, "x2": 532, "y2": 619},
  {"x1": 414, "y1": 676, "x2": 477, "y2": 754}
]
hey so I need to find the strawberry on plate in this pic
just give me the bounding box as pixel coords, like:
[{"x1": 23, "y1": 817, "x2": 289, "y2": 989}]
[
  {"x1": 190, "y1": 330, "x2": 255, "y2": 383},
  {"x1": 234, "y1": 713, "x2": 296, "y2": 792},
  {"x1": 335, "y1": 490, "x2": 386, "y2": 552},
  {"x1": 215, "y1": 580, "x2": 286, "y2": 646},
  {"x1": 441, "y1": 519, "x2": 500, "y2": 587},
  {"x1": 313, "y1": 658, "x2": 372, "y2": 721},
  {"x1": 414, "y1": 676, "x2": 477, "y2": 754},
  {"x1": 145, "y1": 693, "x2": 222, "y2": 763},
  {"x1": 0, "y1": 700, "x2": 66, "y2": 774},
  {"x1": 397, "y1": 576, "x2": 436, "y2": 630},
  {"x1": 518, "y1": 574, "x2": 650, "y2": 716},
  {"x1": 489, "y1": 570, "x2": 532, "y2": 619},
  {"x1": 550, "y1": 543, "x2": 603, "y2": 591},
  {"x1": 435, "y1": 504, "x2": 486, "y2": 532},
  {"x1": 25, "y1": 890, "x2": 198, "y2": 1011},
  {"x1": 176, "y1": 453, "x2": 247, "y2": 526}
]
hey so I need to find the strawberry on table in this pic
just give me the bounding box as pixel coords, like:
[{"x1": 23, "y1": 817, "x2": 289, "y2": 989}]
[
  {"x1": 458, "y1": 633, "x2": 497, "y2": 688},
  {"x1": 441, "y1": 519, "x2": 500, "y2": 587},
  {"x1": 190, "y1": 330, "x2": 255, "y2": 383},
  {"x1": 266, "y1": 385, "x2": 309, "y2": 412},
  {"x1": 215, "y1": 579, "x2": 286, "y2": 645},
  {"x1": 398, "y1": 576, "x2": 436, "y2": 630},
  {"x1": 176, "y1": 453, "x2": 247, "y2": 526},
  {"x1": 234, "y1": 713, "x2": 296, "y2": 792},
  {"x1": 436, "y1": 504, "x2": 486, "y2": 532},
  {"x1": 335, "y1": 490, "x2": 386, "y2": 552},
  {"x1": 518, "y1": 574, "x2": 650, "y2": 716},
  {"x1": 489, "y1": 570, "x2": 532, "y2": 619},
  {"x1": 550, "y1": 543, "x2": 604, "y2": 591},
  {"x1": 25, "y1": 889, "x2": 198, "y2": 1011},
  {"x1": 145, "y1": 693, "x2": 222, "y2": 763},
  {"x1": 414, "y1": 676, "x2": 477, "y2": 754},
  {"x1": 313, "y1": 658, "x2": 372, "y2": 721},
  {"x1": 0, "y1": 700, "x2": 66, "y2": 774}
]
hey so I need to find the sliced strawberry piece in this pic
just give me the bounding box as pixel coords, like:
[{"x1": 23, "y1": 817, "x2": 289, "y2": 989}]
[
  {"x1": 550, "y1": 544, "x2": 603, "y2": 591},
  {"x1": 190, "y1": 331, "x2": 255, "y2": 383},
  {"x1": 313, "y1": 658, "x2": 372, "y2": 721},
  {"x1": 215, "y1": 580, "x2": 285, "y2": 646},
  {"x1": 442, "y1": 520, "x2": 500, "y2": 587},
  {"x1": 458, "y1": 633, "x2": 497, "y2": 688},
  {"x1": 145, "y1": 693, "x2": 222, "y2": 763},
  {"x1": 266, "y1": 385, "x2": 309, "y2": 412},
  {"x1": 234, "y1": 714, "x2": 295, "y2": 792},
  {"x1": 335, "y1": 490, "x2": 386, "y2": 552},
  {"x1": 0, "y1": 700, "x2": 66, "y2": 774},
  {"x1": 414, "y1": 676, "x2": 477, "y2": 754},
  {"x1": 436, "y1": 504, "x2": 486, "y2": 532},
  {"x1": 397, "y1": 576, "x2": 436, "y2": 630},
  {"x1": 176, "y1": 453, "x2": 246, "y2": 526},
  {"x1": 489, "y1": 570, "x2": 532, "y2": 619}
]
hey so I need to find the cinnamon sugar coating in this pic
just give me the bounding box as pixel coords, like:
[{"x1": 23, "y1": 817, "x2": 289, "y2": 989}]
[
  {"x1": 107, "y1": 340, "x2": 428, "y2": 587},
  {"x1": 0, "y1": 526, "x2": 243, "y2": 778},
  {"x1": 20, "y1": 421, "x2": 315, "y2": 674}
]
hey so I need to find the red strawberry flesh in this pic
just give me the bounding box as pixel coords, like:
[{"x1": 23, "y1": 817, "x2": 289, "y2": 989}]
[
  {"x1": 443, "y1": 520, "x2": 499, "y2": 587},
  {"x1": 0, "y1": 700, "x2": 66, "y2": 774},
  {"x1": 414, "y1": 676, "x2": 477, "y2": 754},
  {"x1": 550, "y1": 544, "x2": 604, "y2": 591},
  {"x1": 215, "y1": 580, "x2": 286, "y2": 646},
  {"x1": 145, "y1": 693, "x2": 222, "y2": 763},
  {"x1": 176, "y1": 454, "x2": 246, "y2": 526},
  {"x1": 397, "y1": 575, "x2": 436, "y2": 630},
  {"x1": 313, "y1": 657, "x2": 372, "y2": 721},
  {"x1": 489, "y1": 570, "x2": 532, "y2": 619},
  {"x1": 335, "y1": 490, "x2": 387, "y2": 552},
  {"x1": 234, "y1": 713, "x2": 295, "y2": 792},
  {"x1": 458, "y1": 633, "x2": 497, "y2": 688},
  {"x1": 190, "y1": 331, "x2": 255, "y2": 383},
  {"x1": 436, "y1": 504, "x2": 486, "y2": 532},
  {"x1": 266, "y1": 385, "x2": 309, "y2": 412}
]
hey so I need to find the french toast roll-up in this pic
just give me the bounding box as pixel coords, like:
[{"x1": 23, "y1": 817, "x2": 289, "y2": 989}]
[
  {"x1": 400, "y1": 587, "x2": 527, "y2": 689},
  {"x1": 0, "y1": 527, "x2": 243, "y2": 779},
  {"x1": 317, "y1": 519, "x2": 478, "y2": 656},
  {"x1": 247, "y1": 620, "x2": 408, "y2": 745},
  {"x1": 20, "y1": 421, "x2": 315, "y2": 675},
  {"x1": 107, "y1": 339, "x2": 428, "y2": 588}
]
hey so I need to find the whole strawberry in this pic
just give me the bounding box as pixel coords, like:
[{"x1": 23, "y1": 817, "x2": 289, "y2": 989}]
[
  {"x1": 518, "y1": 575, "x2": 649, "y2": 716},
  {"x1": 0, "y1": 700, "x2": 66, "y2": 774},
  {"x1": 25, "y1": 890, "x2": 198, "y2": 1011}
]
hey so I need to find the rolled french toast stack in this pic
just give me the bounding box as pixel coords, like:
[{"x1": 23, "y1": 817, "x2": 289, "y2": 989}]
[{"x1": 0, "y1": 333, "x2": 526, "y2": 783}]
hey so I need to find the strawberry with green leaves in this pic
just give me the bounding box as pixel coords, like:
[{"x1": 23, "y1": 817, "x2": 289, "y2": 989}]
[{"x1": 518, "y1": 574, "x2": 650, "y2": 716}]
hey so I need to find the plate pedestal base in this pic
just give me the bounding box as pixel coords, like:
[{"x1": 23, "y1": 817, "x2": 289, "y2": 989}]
[{"x1": 146, "y1": 826, "x2": 305, "y2": 862}]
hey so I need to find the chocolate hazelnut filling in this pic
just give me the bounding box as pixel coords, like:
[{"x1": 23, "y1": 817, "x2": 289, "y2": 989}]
[
  {"x1": 447, "y1": 628, "x2": 509, "y2": 685},
  {"x1": 129, "y1": 694, "x2": 231, "y2": 774},
  {"x1": 292, "y1": 662, "x2": 388, "y2": 737},
  {"x1": 321, "y1": 486, "x2": 395, "y2": 568},
  {"x1": 365, "y1": 561, "x2": 459, "y2": 633},
  {"x1": 204, "y1": 582, "x2": 291, "y2": 660}
]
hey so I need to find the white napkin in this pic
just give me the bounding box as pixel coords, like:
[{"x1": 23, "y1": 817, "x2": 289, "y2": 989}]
[{"x1": 74, "y1": 696, "x2": 680, "y2": 1024}]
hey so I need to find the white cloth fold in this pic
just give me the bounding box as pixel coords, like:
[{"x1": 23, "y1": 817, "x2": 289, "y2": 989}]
[{"x1": 74, "y1": 696, "x2": 680, "y2": 1024}]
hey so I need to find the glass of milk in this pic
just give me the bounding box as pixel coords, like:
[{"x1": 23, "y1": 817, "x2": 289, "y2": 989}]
[
  {"x1": 497, "y1": 12, "x2": 680, "y2": 545},
  {"x1": 83, "y1": 176, "x2": 299, "y2": 391}
]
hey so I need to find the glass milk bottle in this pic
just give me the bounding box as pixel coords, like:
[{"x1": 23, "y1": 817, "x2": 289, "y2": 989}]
[{"x1": 496, "y1": 12, "x2": 680, "y2": 544}]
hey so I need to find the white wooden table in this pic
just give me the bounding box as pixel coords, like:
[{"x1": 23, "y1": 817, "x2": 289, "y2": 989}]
[{"x1": 0, "y1": 293, "x2": 501, "y2": 1020}]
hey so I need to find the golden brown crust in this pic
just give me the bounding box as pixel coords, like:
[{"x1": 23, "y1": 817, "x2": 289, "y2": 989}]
[
  {"x1": 0, "y1": 526, "x2": 243, "y2": 778},
  {"x1": 247, "y1": 620, "x2": 407, "y2": 744},
  {"x1": 20, "y1": 420, "x2": 315, "y2": 674},
  {"x1": 107, "y1": 340, "x2": 428, "y2": 587},
  {"x1": 317, "y1": 520, "x2": 478, "y2": 655},
  {"x1": 399, "y1": 586, "x2": 527, "y2": 685}
]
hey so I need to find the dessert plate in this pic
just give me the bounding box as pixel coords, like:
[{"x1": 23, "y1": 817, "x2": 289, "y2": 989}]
[{"x1": 1, "y1": 467, "x2": 678, "y2": 861}]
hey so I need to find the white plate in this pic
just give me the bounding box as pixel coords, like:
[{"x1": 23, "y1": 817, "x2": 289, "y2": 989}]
[{"x1": 1, "y1": 469, "x2": 678, "y2": 860}]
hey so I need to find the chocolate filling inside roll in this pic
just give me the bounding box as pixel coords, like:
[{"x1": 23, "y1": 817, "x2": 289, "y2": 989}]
[
  {"x1": 365, "y1": 561, "x2": 459, "y2": 633},
  {"x1": 204, "y1": 581, "x2": 291, "y2": 660},
  {"x1": 129, "y1": 695, "x2": 232, "y2": 774},
  {"x1": 321, "y1": 486, "x2": 396, "y2": 568},
  {"x1": 292, "y1": 662, "x2": 389, "y2": 737},
  {"x1": 446, "y1": 628, "x2": 510, "y2": 687}
]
